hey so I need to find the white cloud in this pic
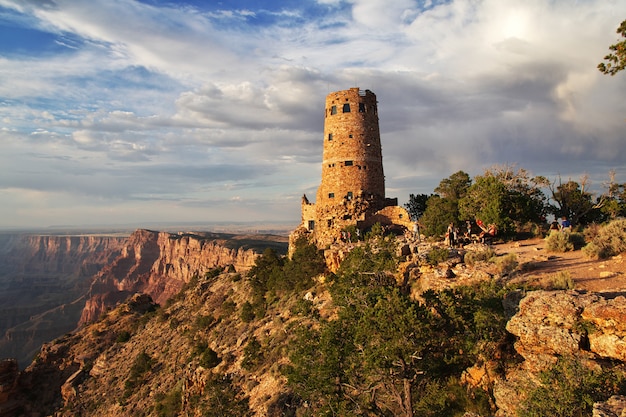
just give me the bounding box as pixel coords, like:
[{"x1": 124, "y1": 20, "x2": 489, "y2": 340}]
[{"x1": 0, "y1": 0, "x2": 625, "y2": 228}]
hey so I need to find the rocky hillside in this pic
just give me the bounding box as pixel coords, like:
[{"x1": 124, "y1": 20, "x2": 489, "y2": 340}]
[
  {"x1": 0, "y1": 230, "x2": 287, "y2": 368},
  {"x1": 2, "y1": 228, "x2": 626, "y2": 416}
]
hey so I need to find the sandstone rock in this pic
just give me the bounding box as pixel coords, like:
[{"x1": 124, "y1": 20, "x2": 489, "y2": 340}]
[{"x1": 593, "y1": 395, "x2": 626, "y2": 417}]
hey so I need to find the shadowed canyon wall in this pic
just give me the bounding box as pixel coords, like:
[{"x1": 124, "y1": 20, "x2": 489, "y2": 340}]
[{"x1": 0, "y1": 230, "x2": 287, "y2": 367}]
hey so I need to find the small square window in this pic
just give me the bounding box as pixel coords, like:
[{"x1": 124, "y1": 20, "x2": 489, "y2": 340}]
[
  {"x1": 359, "y1": 102, "x2": 365, "y2": 112},
  {"x1": 328, "y1": 133, "x2": 333, "y2": 141},
  {"x1": 347, "y1": 192, "x2": 353, "y2": 200},
  {"x1": 345, "y1": 161, "x2": 353, "y2": 166},
  {"x1": 330, "y1": 106, "x2": 337, "y2": 115},
  {"x1": 349, "y1": 134, "x2": 353, "y2": 138},
  {"x1": 328, "y1": 193, "x2": 335, "y2": 198},
  {"x1": 343, "y1": 103, "x2": 351, "y2": 113}
]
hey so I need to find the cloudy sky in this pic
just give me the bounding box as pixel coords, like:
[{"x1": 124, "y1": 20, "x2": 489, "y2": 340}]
[{"x1": 1, "y1": 0, "x2": 625, "y2": 229}]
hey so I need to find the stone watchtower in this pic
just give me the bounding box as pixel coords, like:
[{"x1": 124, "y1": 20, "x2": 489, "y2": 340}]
[{"x1": 295, "y1": 87, "x2": 412, "y2": 248}]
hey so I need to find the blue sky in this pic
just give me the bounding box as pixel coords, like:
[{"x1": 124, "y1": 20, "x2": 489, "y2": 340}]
[{"x1": 0, "y1": 0, "x2": 625, "y2": 229}]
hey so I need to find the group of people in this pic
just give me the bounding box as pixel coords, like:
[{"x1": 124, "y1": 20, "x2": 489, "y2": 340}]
[
  {"x1": 549, "y1": 216, "x2": 572, "y2": 232},
  {"x1": 445, "y1": 219, "x2": 497, "y2": 247}
]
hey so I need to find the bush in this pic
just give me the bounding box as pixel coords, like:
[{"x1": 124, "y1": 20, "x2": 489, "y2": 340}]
[
  {"x1": 116, "y1": 331, "x2": 131, "y2": 343},
  {"x1": 582, "y1": 219, "x2": 626, "y2": 259},
  {"x1": 464, "y1": 247, "x2": 496, "y2": 266},
  {"x1": 154, "y1": 386, "x2": 182, "y2": 417},
  {"x1": 495, "y1": 253, "x2": 518, "y2": 276},
  {"x1": 240, "y1": 301, "x2": 256, "y2": 323},
  {"x1": 545, "y1": 230, "x2": 574, "y2": 252},
  {"x1": 427, "y1": 247, "x2": 450, "y2": 265},
  {"x1": 547, "y1": 271, "x2": 575, "y2": 290},
  {"x1": 241, "y1": 338, "x2": 262, "y2": 371},
  {"x1": 518, "y1": 356, "x2": 626, "y2": 417},
  {"x1": 123, "y1": 352, "x2": 154, "y2": 398}
]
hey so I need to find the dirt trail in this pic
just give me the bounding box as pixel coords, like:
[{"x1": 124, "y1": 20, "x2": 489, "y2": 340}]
[{"x1": 493, "y1": 237, "x2": 626, "y2": 293}]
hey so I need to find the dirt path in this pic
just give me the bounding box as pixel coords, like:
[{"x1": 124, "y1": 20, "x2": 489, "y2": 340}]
[{"x1": 493, "y1": 237, "x2": 626, "y2": 293}]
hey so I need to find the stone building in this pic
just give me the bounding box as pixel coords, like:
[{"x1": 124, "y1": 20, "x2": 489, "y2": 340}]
[{"x1": 292, "y1": 87, "x2": 412, "y2": 248}]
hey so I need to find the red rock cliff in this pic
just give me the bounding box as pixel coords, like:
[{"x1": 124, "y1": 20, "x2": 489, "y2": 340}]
[{"x1": 79, "y1": 230, "x2": 282, "y2": 324}]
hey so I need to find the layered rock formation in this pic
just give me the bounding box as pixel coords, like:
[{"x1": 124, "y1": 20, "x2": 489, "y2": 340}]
[
  {"x1": 0, "y1": 233, "x2": 126, "y2": 366},
  {"x1": 0, "y1": 230, "x2": 287, "y2": 367},
  {"x1": 79, "y1": 229, "x2": 285, "y2": 324}
]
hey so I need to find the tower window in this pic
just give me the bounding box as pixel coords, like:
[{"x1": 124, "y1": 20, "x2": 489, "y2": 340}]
[
  {"x1": 342, "y1": 103, "x2": 351, "y2": 113},
  {"x1": 359, "y1": 102, "x2": 365, "y2": 112},
  {"x1": 330, "y1": 105, "x2": 337, "y2": 115},
  {"x1": 349, "y1": 134, "x2": 353, "y2": 138},
  {"x1": 328, "y1": 133, "x2": 333, "y2": 141},
  {"x1": 347, "y1": 191, "x2": 353, "y2": 200},
  {"x1": 345, "y1": 160, "x2": 353, "y2": 166},
  {"x1": 328, "y1": 193, "x2": 335, "y2": 198}
]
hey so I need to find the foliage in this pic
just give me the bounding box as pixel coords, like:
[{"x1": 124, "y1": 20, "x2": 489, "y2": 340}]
[
  {"x1": 547, "y1": 271, "x2": 575, "y2": 290},
  {"x1": 459, "y1": 175, "x2": 512, "y2": 235},
  {"x1": 123, "y1": 351, "x2": 154, "y2": 398},
  {"x1": 192, "y1": 374, "x2": 253, "y2": 417},
  {"x1": 418, "y1": 172, "x2": 471, "y2": 237},
  {"x1": 290, "y1": 298, "x2": 319, "y2": 318},
  {"x1": 194, "y1": 314, "x2": 216, "y2": 331},
  {"x1": 598, "y1": 19, "x2": 626, "y2": 76},
  {"x1": 241, "y1": 337, "x2": 262, "y2": 371},
  {"x1": 286, "y1": 234, "x2": 511, "y2": 417},
  {"x1": 427, "y1": 247, "x2": 450, "y2": 265},
  {"x1": 405, "y1": 193, "x2": 431, "y2": 220},
  {"x1": 154, "y1": 386, "x2": 182, "y2": 417},
  {"x1": 192, "y1": 341, "x2": 221, "y2": 368},
  {"x1": 582, "y1": 219, "x2": 626, "y2": 259},
  {"x1": 494, "y1": 253, "x2": 518, "y2": 276},
  {"x1": 545, "y1": 230, "x2": 575, "y2": 252},
  {"x1": 435, "y1": 171, "x2": 472, "y2": 201},
  {"x1": 115, "y1": 331, "x2": 131, "y2": 343},
  {"x1": 464, "y1": 247, "x2": 496, "y2": 267},
  {"x1": 247, "y1": 237, "x2": 325, "y2": 310},
  {"x1": 547, "y1": 178, "x2": 604, "y2": 226},
  {"x1": 421, "y1": 195, "x2": 459, "y2": 237},
  {"x1": 240, "y1": 301, "x2": 256, "y2": 323},
  {"x1": 518, "y1": 356, "x2": 626, "y2": 417}
]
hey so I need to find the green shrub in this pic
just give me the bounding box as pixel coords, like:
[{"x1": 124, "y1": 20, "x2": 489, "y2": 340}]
[
  {"x1": 240, "y1": 301, "x2": 255, "y2": 323},
  {"x1": 464, "y1": 247, "x2": 496, "y2": 266},
  {"x1": 545, "y1": 230, "x2": 574, "y2": 252},
  {"x1": 123, "y1": 352, "x2": 154, "y2": 398},
  {"x1": 427, "y1": 247, "x2": 450, "y2": 265},
  {"x1": 116, "y1": 331, "x2": 131, "y2": 343},
  {"x1": 194, "y1": 314, "x2": 216, "y2": 330},
  {"x1": 582, "y1": 219, "x2": 626, "y2": 259},
  {"x1": 154, "y1": 386, "x2": 182, "y2": 417},
  {"x1": 495, "y1": 253, "x2": 518, "y2": 276},
  {"x1": 191, "y1": 342, "x2": 221, "y2": 368},
  {"x1": 548, "y1": 271, "x2": 575, "y2": 290},
  {"x1": 518, "y1": 356, "x2": 626, "y2": 417},
  {"x1": 241, "y1": 338, "x2": 262, "y2": 371},
  {"x1": 290, "y1": 298, "x2": 319, "y2": 318}
]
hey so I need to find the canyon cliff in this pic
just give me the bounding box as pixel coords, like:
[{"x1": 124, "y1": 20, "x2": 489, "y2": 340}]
[
  {"x1": 0, "y1": 230, "x2": 287, "y2": 368},
  {"x1": 79, "y1": 229, "x2": 286, "y2": 324},
  {"x1": 0, "y1": 233, "x2": 127, "y2": 367}
]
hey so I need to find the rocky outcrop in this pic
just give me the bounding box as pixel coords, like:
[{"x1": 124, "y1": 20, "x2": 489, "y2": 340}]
[
  {"x1": 79, "y1": 230, "x2": 286, "y2": 324},
  {"x1": 495, "y1": 290, "x2": 626, "y2": 416}
]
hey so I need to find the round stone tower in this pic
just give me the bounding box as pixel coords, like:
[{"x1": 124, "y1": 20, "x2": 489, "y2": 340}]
[
  {"x1": 292, "y1": 87, "x2": 412, "y2": 251},
  {"x1": 316, "y1": 88, "x2": 385, "y2": 208}
]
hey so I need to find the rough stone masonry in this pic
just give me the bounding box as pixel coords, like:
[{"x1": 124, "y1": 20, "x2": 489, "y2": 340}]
[{"x1": 292, "y1": 87, "x2": 412, "y2": 249}]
